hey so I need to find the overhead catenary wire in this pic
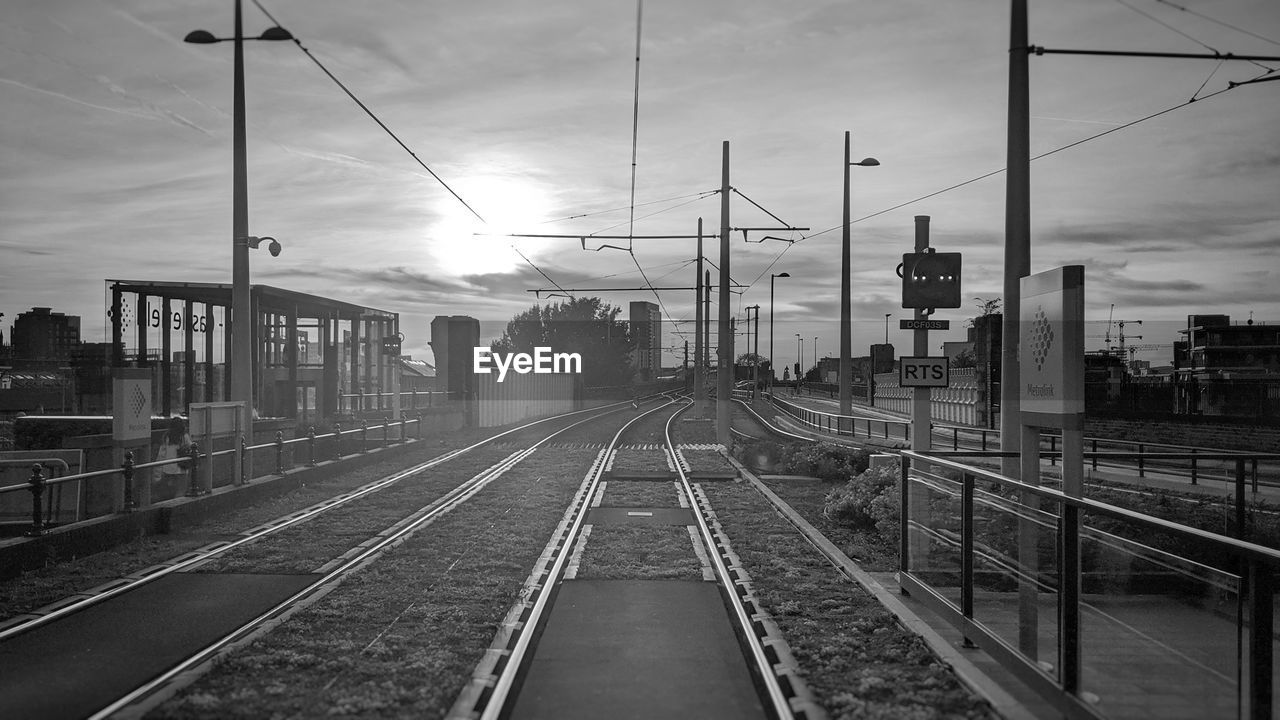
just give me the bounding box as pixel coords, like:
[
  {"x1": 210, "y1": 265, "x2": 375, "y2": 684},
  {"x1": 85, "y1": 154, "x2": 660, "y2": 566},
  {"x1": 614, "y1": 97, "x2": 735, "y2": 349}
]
[
  {"x1": 1153, "y1": 0, "x2": 1280, "y2": 48},
  {"x1": 249, "y1": 0, "x2": 485, "y2": 223}
]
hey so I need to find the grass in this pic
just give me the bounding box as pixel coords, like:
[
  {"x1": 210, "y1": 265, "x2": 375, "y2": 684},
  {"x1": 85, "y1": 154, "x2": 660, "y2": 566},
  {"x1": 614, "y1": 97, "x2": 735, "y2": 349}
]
[
  {"x1": 573, "y1": 524, "x2": 704, "y2": 580},
  {"x1": 601, "y1": 480, "x2": 682, "y2": 507},
  {"x1": 700, "y1": 478, "x2": 996, "y2": 720},
  {"x1": 152, "y1": 447, "x2": 602, "y2": 719},
  {"x1": 609, "y1": 447, "x2": 672, "y2": 473}
]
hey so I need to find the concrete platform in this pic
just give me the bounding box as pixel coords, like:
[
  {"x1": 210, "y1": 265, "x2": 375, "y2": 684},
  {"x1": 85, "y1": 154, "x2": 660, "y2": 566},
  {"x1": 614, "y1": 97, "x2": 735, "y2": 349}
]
[
  {"x1": 0, "y1": 572, "x2": 317, "y2": 719},
  {"x1": 509, "y1": 579, "x2": 767, "y2": 720}
]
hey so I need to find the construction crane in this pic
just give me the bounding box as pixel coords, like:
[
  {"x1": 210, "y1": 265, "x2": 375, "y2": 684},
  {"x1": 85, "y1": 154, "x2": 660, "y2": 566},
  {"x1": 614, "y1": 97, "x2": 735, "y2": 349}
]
[{"x1": 1088, "y1": 304, "x2": 1143, "y2": 357}]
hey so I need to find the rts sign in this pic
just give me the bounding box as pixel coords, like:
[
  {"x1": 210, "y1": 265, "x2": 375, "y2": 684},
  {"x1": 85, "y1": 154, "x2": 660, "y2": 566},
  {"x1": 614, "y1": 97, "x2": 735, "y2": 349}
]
[{"x1": 899, "y1": 356, "x2": 949, "y2": 388}]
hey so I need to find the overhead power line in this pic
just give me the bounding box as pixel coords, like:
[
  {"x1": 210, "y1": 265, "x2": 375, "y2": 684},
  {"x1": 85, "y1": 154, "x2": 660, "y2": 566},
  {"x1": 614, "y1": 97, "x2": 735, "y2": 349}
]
[{"x1": 250, "y1": 0, "x2": 485, "y2": 223}]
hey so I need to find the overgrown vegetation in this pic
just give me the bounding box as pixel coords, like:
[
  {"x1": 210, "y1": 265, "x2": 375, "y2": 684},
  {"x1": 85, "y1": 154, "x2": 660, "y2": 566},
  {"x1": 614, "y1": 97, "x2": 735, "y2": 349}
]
[
  {"x1": 822, "y1": 465, "x2": 901, "y2": 546},
  {"x1": 732, "y1": 439, "x2": 869, "y2": 480}
]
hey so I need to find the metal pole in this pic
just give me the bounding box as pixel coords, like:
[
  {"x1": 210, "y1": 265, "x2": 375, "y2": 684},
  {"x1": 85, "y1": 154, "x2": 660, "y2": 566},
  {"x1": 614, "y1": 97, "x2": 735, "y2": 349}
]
[
  {"x1": 704, "y1": 270, "x2": 711, "y2": 378},
  {"x1": 231, "y1": 0, "x2": 254, "y2": 440},
  {"x1": 911, "y1": 216, "x2": 931, "y2": 452},
  {"x1": 840, "y1": 131, "x2": 852, "y2": 416},
  {"x1": 1001, "y1": 0, "x2": 1031, "y2": 475},
  {"x1": 769, "y1": 276, "x2": 776, "y2": 387},
  {"x1": 751, "y1": 306, "x2": 760, "y2": 397},
  {"x1": 717, "y1": 141, "x2": 732, "y2": 447},
  {"x1": 694, "y1": 218, "x2": 705, "y2": 409}
]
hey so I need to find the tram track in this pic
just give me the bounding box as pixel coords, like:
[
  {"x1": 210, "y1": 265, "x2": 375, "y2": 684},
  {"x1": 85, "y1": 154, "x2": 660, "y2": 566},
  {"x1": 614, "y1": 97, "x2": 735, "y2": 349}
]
[
  {"x1": 0, "y1": 396, "x2": 682, "y2": 719},
  {"x1": 454, "y1": 395, "x2": 820, "y2": 720}
]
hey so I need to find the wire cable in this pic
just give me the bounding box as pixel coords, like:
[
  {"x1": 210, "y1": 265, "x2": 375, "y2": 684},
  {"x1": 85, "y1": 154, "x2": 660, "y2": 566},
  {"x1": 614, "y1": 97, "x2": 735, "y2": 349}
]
[
  {"x1": 540, "y1": 189, "x2": 717, "y2": 225},
  {"x1": 513, "y1": 246, "x2": 573, "y2": 299},
  {"x1": 627, "y1": 0, "x2": 644, "y2": 249},
  {"x1": 1113, "y1": 0, "x2": 1220, "y2": 54},
  {"x1": 1153, "y1": 0, "x2": 1280, "y2": 48},
  {"x1": 250, "y1": 0, "x2": 485, "y2": 223}
]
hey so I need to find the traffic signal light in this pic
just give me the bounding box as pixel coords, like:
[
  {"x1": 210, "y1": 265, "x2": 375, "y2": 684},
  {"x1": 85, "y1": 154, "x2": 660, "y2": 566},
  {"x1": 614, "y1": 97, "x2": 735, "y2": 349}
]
[{"x1": 901, "y1": 250, "x2": 962, "y2": 309}]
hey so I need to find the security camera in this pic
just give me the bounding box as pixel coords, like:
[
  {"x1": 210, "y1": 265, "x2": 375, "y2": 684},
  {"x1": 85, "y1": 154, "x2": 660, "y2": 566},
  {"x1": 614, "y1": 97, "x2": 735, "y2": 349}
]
[{"x1": 268, "y1": 239, "x2": 282, "y2": 257}]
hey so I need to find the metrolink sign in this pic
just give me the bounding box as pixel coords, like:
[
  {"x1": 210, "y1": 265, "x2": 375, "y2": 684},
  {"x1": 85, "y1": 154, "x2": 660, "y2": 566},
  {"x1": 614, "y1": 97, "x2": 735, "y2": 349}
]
[
  {"x1": 474, "y1": 347, "x2": 583, "y2": 383},
  {"x1": 1019, "y1": 265, "x2": 1084, "y2": 426}
]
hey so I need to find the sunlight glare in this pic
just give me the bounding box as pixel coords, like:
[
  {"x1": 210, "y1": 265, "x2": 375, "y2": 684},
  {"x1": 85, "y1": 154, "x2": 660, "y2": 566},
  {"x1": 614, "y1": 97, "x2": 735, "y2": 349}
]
[{"x1": 428, "y1": 174, "x2": 552, "y2": 278}]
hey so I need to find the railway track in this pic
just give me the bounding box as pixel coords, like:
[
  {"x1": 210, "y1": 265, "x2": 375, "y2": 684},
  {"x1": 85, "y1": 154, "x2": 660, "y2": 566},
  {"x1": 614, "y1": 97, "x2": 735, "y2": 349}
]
[
  {"x1": 0, "y1": 396, "x2": 674, "y2": 719},
  {"x1": 451, "y1": 396, "x2": 823, "y2": 720}
]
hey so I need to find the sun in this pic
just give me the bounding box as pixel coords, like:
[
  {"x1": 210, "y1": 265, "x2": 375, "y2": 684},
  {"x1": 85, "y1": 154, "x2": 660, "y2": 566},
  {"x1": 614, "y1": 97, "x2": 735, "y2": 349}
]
[{"x1": 428, "y1": 173, "x2": 554, "y2": 278}]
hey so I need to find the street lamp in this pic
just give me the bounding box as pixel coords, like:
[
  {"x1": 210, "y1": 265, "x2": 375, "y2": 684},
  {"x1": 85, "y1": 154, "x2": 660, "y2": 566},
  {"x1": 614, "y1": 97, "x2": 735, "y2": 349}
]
[
  {"x1": 769, "y1": 272, "x2": 790, "y2": 387},
  {"x1": 185, "y1": 1, "x2": 292, "y2": 439},
  {"x1": 795, "y1": 333, "x2": 802, "y2": 382},
  {"x1": 840, "y1": 130, "x2": 879, "y2": 417}
]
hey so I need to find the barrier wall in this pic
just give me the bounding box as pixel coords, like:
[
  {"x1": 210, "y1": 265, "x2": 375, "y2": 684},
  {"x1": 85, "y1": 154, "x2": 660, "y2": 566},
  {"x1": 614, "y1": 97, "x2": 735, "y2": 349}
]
[
  {"x1": 874, "y1": 367, "x2": 979, "y2": 426},
  {"x1": 474, "y1": 371, "x2": 580, "y2": 427}
]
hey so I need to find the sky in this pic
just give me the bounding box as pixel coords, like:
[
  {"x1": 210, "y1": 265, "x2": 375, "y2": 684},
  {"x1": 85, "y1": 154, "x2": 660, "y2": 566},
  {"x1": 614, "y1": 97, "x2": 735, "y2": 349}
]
[{"x1": 2, "y1": 0, "x2": 1278, "y2": 373}]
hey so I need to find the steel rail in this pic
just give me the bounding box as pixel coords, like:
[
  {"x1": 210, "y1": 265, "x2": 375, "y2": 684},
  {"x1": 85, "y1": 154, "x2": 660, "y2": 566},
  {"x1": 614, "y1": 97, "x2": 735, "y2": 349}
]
[
  {"x1": 0, "y1": 398, "x2": 648, "y2": 643},
  {"x1": 86, "y1": 397, "x2": 647, "y2": 720},
  {"x1": 477, "y1": 395, "x2": 685, "y2": 720},
  {"x1": 666, "y1": 401, "x2": 795, "y2": 719}
]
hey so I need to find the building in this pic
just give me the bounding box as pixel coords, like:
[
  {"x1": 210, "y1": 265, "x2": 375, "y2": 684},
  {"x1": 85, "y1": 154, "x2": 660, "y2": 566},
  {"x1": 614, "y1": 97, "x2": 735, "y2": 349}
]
[
  {"x1": 11, "y1": 307, "x2": 81, "y2": 365},
  {"x1": 629, "y1": 301, "x2": 662, "y2": 382},
  {"x1": 1173, "y1": 314, "x2": 1279, "y2": 418}
]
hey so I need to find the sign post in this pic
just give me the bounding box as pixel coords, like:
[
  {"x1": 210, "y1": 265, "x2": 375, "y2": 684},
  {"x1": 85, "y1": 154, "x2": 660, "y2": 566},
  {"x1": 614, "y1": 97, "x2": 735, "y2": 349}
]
[
  {"x1": 190, "y1": 401, "x2": 246, "y2": 489},
  {"x1": 112, "y1": 368, "x2": 152, "y2": 509},
  {"x1": 1015, "y1": 265, "x2": 1084, "y2": 676}
]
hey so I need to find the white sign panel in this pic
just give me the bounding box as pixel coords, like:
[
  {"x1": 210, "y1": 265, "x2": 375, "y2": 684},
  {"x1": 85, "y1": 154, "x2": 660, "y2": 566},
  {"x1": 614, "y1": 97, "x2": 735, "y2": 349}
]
[
  {"x1": 189, "y1": 401, "x2": 245, "y2": 438},
  {"x1": 112, "y1": 369, "x2": 152, "y2": 441},
  {"x1": 899, "y1": 356, "x2": 949, "y2": 387},
  {"x1": 1019, "y1": 266, "x2": 1085, "y2": 422}
]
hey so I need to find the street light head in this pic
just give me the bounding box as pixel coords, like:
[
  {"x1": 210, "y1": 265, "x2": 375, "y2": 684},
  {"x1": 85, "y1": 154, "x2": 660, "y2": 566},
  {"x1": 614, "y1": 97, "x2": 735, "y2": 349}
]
[
  {"x1": 259, "y1": 26, "x2": 294, "y2": 41},
  {"x1": 777, "y1": 272, "x2": 791, "y2": 278},
  {"x1": 854, "y1": 157, "x2": 881, "y2": 167},
  {"x1": 184, "y1": 29, "x2": 219, "y2": 44},
  {"x1": 267, "y1": 238, "x2": 282, "y2": 257}
]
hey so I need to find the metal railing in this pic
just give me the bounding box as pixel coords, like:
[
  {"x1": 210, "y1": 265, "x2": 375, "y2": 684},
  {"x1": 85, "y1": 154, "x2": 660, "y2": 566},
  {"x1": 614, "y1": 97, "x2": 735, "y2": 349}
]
[
  {"x1": 766, "y1": 393, "x2": 1273, "y2": 488},
  {"x1": 0, "y1": 415, "x2": 425, "y2": 537},
  {"x1": 338, "y1": 390, "x2": 448, "y2": 415},
  {"x1": 899, "y1": 450, "x2": 1280, "y2": 720}
]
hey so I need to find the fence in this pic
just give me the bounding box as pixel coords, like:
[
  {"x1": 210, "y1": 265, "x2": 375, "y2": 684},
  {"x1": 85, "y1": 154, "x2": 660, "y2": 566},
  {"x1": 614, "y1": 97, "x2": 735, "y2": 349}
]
[
  {"x1": 899, "y1": 450, "x2": 1280, "y2": 720},
  {"x1": 0, "y1": 416, "x2": 424, "y2": 537}
]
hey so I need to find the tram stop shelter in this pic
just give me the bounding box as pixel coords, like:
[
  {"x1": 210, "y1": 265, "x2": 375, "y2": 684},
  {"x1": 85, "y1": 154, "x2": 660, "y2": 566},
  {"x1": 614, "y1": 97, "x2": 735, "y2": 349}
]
[{"x1": 106, "y1": 280, "x2": 400, "y2": 422}]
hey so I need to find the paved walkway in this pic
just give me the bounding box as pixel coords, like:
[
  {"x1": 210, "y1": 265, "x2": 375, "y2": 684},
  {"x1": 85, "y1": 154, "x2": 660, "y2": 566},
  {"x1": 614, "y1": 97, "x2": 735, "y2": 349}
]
[{"x1": 0, "y1": 573, "x2": 316, "y2": 718}]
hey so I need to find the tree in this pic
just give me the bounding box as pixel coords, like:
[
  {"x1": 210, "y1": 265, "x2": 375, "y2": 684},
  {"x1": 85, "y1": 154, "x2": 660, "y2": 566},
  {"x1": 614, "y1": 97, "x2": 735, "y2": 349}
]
[
  {"x1": 491, "y1": 297, "x2": 635, "y2": 387},
  {"x1": 967, "y1": 297, "x2": 1002, "y2": 327}
]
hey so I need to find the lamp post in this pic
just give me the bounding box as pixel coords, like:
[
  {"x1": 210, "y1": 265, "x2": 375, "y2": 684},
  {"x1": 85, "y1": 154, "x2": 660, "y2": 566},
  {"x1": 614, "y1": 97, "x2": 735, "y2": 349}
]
[
  {"x1": 840, "y1": 131, "x2": 880, "y2": 418},
  {"x1": 185, "y1": 1, "x2": 291, "y2": 439},
  {"x1": 745, "y1": 304, "x2": 760, "y2": 397},
  {"x1": 795, "y1": 333, "x2": 802, "y2": 381},
  {"x1": 769, "y1": 272, "x2": 789, "y2": 387}
]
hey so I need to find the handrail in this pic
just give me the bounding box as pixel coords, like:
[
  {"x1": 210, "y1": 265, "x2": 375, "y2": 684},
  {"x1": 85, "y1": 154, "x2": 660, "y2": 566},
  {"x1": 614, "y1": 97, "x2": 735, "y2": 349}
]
[{"x1": 902, "y1": 449, "x2": 1280, "y2": 564}]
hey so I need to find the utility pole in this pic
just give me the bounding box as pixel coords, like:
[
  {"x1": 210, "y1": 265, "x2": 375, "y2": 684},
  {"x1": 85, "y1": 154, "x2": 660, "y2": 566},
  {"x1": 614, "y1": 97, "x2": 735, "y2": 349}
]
[
  {"x1": 694, "y1": 218, "x2": 706, "y2": 412},
  {"x1": 1001, "y1": 0, "x2": 1030, "y2": 479},
  {"x1": 717, "y1": 141, "x2": 732, "y2": 447}
]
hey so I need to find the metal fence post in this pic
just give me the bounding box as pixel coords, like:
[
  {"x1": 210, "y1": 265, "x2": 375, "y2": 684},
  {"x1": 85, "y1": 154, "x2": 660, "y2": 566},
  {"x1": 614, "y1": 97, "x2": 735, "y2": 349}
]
[
  {"x1": 123, "y1": 451, "x2": 136, "y2": 511},
  {"x1": 899, "y1": 455, "x2": 910, "y2": 576},
  {"x1": 400, "y1": 412, "x2": 407, "y2": 442},
  {"x1": 275, "y1": 430, "x2": 285, "y2": 475},
  {"x1": 961, "y1": 472, "x2": 974, "y2": 635},
  {"x1": 240, "y1": 434, "x2": 249, "y2": 484},
  {"x1": 186, "y1": 442, "x2": 201, "y2": 496},
  {"x1": 361, "y1": 419, "x2": 369, "y2": 453},
  {"x1": 1091, "y1": 439, "x2": 1098, "y2": 470},
  {"x1": 382, "y1": 416, "x2": 389, "y2": 447},
  {"x1": 333, "y1": 423, "x2": 343, "y2": 460},
  {"x1": 1244, "y1": 559, "x2": 1274, "y2": 720},
  {"x1": 1060, "y1": 500, "x2": 1081, "y2": 694},
  {"x1": 1190, "y1": 448, "x2": 1198, "y2": 485},
  {"x1": 1138, "y1": 443, "x2": 1146, "y2": 478},
  {"x1": 417, "y1": 412, "x2": 424, "y2": 440},
  {"x1": 1237, "y1": 460, "x2": 1248, "y2": 541},
  {"x1": 307, "y1": 426, "x2": 317, "y2": 466},
  {"x1": 25, "y1": 463, "x2": 46, "y2": 536}
]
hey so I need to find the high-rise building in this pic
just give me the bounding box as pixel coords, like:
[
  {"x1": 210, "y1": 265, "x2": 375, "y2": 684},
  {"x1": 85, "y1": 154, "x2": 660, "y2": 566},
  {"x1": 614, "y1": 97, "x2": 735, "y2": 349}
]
[
  {"x1": 11, "y1": 307, "x2": 81, "y2": 364},
  {"x1": 629, "y1": 301, "x2": 662, "y2": 381}
]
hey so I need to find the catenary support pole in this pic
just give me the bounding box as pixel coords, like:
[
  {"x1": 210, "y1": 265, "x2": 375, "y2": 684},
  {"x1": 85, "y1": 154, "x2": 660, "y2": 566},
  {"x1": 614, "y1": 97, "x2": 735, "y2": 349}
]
[{"x1": 717, "y1": 141, "x2": 732, "y2": 446}]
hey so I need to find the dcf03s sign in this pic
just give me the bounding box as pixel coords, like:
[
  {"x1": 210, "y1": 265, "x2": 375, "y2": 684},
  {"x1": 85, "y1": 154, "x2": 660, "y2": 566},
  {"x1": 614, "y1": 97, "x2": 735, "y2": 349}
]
[{"x1": 899, "y1": 356, "x2": 949, "y2": 387}]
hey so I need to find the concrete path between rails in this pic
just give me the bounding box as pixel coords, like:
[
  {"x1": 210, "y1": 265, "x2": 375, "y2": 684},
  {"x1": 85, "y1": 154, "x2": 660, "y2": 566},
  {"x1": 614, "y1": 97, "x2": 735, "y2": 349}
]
[
  {"x1": 0, "y1": 572, "x2": 317, "y2": 719},
  {"x1": 508, "y1": 579, "x2": 768, "y2": 720}
]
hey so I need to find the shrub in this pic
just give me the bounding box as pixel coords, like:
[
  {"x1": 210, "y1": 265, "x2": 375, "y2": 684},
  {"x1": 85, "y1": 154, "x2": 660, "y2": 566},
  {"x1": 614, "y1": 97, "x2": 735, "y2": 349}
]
[
  {"x1": 822, "y1": 464, "x2": 900, "y2": 544},
  {"x1": 778, "y1": 442, "x2": 870, "y2": 482}
]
